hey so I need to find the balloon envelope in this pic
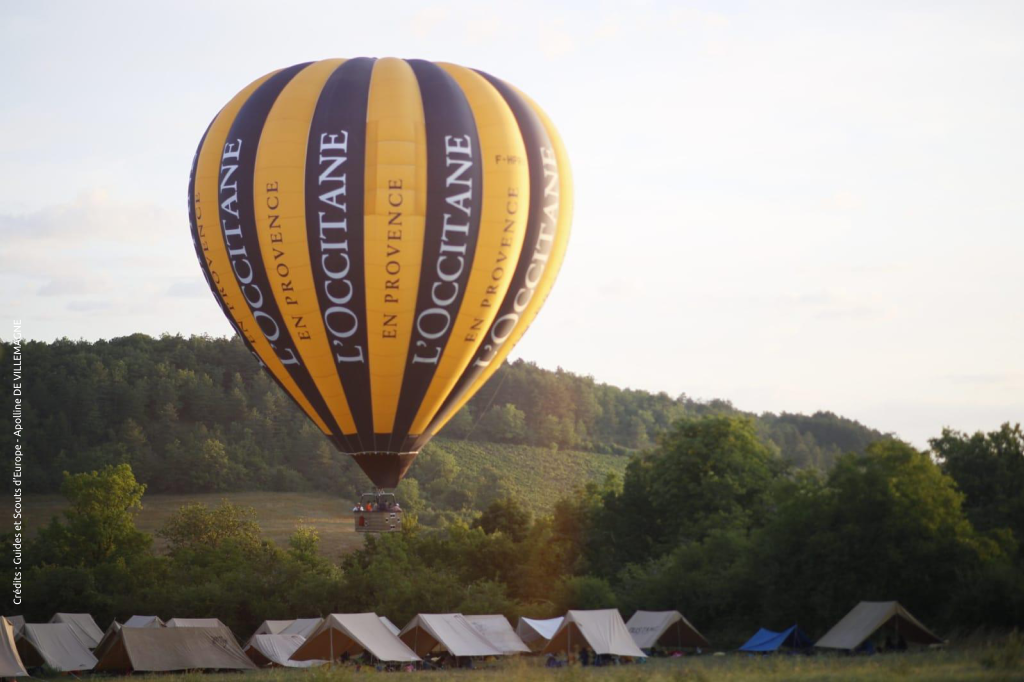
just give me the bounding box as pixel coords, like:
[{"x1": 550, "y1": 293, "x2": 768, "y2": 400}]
[{"x1": 188, "y1": 58, "x2": 572, "y2": 488}]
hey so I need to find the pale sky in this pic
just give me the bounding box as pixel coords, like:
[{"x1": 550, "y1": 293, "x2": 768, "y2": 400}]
[{"x1": 2, "y1": 1, "x2": 1022, "y2": 447}]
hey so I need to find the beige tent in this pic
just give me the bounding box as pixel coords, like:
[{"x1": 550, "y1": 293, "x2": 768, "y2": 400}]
[
  {"x1": 280, "y1": 618, "x2": 323, "y2": 639},
  {"x1": 543, "y1": 610, "x2": 646, "y2": 658},
  {"x1": 124, "y1": 615, "x2": 164, "y2": 628},
  {"x1": 5, "y1": 617, "x2": 24, "y2": 638},
  {"x1": 400, "y1": 614, "x2": 502, "y2": 658},
  {"x1": 17, "y1": 623, "x2": 98, "y2": 671},
  {"x1": 626, "y1": 610, "x2": 710, "y2": 649},
  {"x1": 166, "y1": 617, "x2": 228, "y2": 629},
  {"x1": 815, "y1": 601, "x2": 943, "y2": 651},
  {"x1": 49, "y1": 612, "x2": 104, "y2": 648},
  {"x1": 517, "y1": 616, "x2": 563, "y2": 648},
  {"x1": 379, "y1": 616, "x2": 401, "y2": 636},
  {"x1": 292, "y1": 613, "x2": 419, "y2": 664},
  {"x1": 94, "y1": 621, "x2": 122, "y2": 661},
  {"x1": 464, "y1": 615, "x2": 530, "y2": 654},
  {"x1": 246, "y1": 634, "x2": 324, "y2": 667},
  {"x1": 0, "y1": 617, "x2": 28, "y2": 677},
  {"x1": 94, "y1": 626, "x2": 255, "y2": 672}
]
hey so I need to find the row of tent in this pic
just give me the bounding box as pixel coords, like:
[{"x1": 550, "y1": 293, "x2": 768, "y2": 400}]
[{"x1": 0, "y1": 601, "x2": 942, "y2": 675}]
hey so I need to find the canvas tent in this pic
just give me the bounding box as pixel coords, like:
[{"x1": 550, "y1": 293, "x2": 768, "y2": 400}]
[
  {"x1": 50, "y1": 612, "x2": 104, "y2": 648},
  {"x1": 245, "y1": 634, "x2": 323, "y2": 668},
  {"x1": 0, "y1": 617, "x2": 28, "y2": 677},
  {"x1": 517, "y1": 616, "x2": 563, "y2": 647},
  {"x1": 252, "y1": 620, "x2": 295, "y2": 637},
  {"x1": 124, "y1": 615, "x2": 165, "y2": 628},
  {"x1": 17, "y1": 623, "x2": 98, "y2": 671},
  {"x1": 464, "y1": 615, "x2": 529, "y2": 654},
  {"x1": 400, "y1": 614, "x2": 502, "y2": 658},
  {"x1": 94, "y1": 621, "x2": 122, "y2": 661},
  {"x1": 94, "y1": 626, "x2": 255, "y2": 672},
  {"x1": 815, "y1": 601, "x2": 943, "y2": 651},
  {"x1": 166, "y1": 617, "x2": 228, "y2": 629},
  {"x1": 291, "y1": 613, "x2": 419, "y2": 664},
  {"x1": 280, "y1": 618, "x2": 322, "y2": 639},
  {"x1": 6, "y1": 617, "x2": 24, "y2": 637},
  {"x1": 627, "y1": 610, "x2": 709, "y2": 650},
  {"x1": 543, "y1": 610, "x2": 646, "y2": 658},
  {"x1": 380, "y1": 616, "x2": 401, "y2": 636},
  {"x1": 738, "y1": 626, "x2": 812, "y2": 652}
]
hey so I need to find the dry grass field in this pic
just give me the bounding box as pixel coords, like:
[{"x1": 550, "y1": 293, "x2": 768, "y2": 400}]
[
  {"x1": 25, "y1": 492, "x2": 365, "y2": 561},
  {"x1": 60, "y1": 644, "x2": 1022, "y2": 682}
]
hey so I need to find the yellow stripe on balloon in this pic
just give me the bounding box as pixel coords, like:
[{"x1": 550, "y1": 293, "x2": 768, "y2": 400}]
[
  {"x1": 193, "y1": 71, "x2": 331, "y2": 435},
  {"x1": 408, "y1": 63, "x2": 531, "y2": 436},
  {"x1": 426, "y1": 89, "x2": 573, "y2": 436},
  {"x1": 363, "y1": 58, "x2": 428, "y2": 442},
  {"x1": 253, "y1": 59, "x2": 358, "y2": 435}
]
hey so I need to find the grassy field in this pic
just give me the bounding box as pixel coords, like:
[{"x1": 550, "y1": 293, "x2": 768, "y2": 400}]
[
  {"x1": 25, "y1": 439, "x2": 629, "y2": 560},
  {"x1": 427, "y1": 438, "x2": 629, "y2": 515},
  {"x1": 25, "y1": 492, "x2": 365, "y2": 561},
  {"x1": 71, "y1": 644, "x2": 1022, "y2": 681}
]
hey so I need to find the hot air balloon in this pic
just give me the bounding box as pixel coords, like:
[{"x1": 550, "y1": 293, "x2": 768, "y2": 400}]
[{"x1": 187, "y1": 58, "x2": 571, "y2": 527}]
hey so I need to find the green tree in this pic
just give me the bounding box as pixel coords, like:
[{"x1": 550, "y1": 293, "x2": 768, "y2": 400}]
[
  {"x1": 34, "y1": 464, "x2": 151, "y2": 567},
  {"x1": 474, "y1": 496, "x2": 533, "y2": 543},
  {"x1": 158, "y1": 501, "x2": 262, "y2": 555}
]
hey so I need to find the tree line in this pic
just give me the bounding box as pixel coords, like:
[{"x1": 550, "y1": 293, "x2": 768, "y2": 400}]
[
  {"x1": 0, "y1": 334, "x2": 884, "y2": 498},
  {"x1": 5, "y1": 417, "x2": 1020, "y2": 642}
]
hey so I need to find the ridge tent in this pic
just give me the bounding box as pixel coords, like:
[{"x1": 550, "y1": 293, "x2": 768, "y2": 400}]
[
  {"x1": 94, "y1": 621, "x2": 122, "y2": 661},
  {"x1": 246, "y1": 634, "x2": 324, "y2": 668},
  {"x1": 94, "y1": 626, "x2": 255, "y2": 672},
  {"x1": 464, "y1": 615, "x2": 530, "y2": 654},
  {"x1": 49, "y1": 612, "x2": 104, "y2": 648},
  {"x1": 166, "y1": 617, "x2": 228, "y2": 629},
  {"x1": 815, "y1": 601, "x2": 943, "y2": 651},
  {"x1": 400, "y1": 614, "x2": 502, "y2": 658},
  {"x1": 252, "y1": 620, "x2": 295, "y2": 638},
  {"x1": 6, "y1": 617, "x2": 24, "y2": 637},
  {"x1": 380, "y1": 616, "x2": 400, "y2": 636},
  {"x1": 0, "y1": 617, "x2": 28, "y2": 677},
  {"x1": 280, "y1": 618, "x2": 322, "y2": 639},
  {"x1": 517, "y1": 616, "x2": 563, "y2": 648},
  {"x1": 627, "y1": 610, "x2": 710, "y2": 650},
  {"x1": 543, "y1": 610, "x2": 646, "y2": 658},
  {"x1": 124, "y1": 615, "x2": 164, "y2": 628},
  {"x1": 17, "y1": 623, "x2": 98, "y2": 672},
  {"x1": 738, "y1": 626, "x2": 812, "y2": 652},
  {"x1": 291, "y1": 613, "x2": 419, "y2": 664}
]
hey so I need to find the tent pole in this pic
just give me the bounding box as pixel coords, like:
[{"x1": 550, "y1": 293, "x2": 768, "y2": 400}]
[{"x1": 330, "y1": 628, "x2": 334, "y2": 668}]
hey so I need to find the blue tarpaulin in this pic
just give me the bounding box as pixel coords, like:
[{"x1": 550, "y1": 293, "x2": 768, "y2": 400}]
[{"x1": 738, "y1": 625, "x2": 812, "y2": 652}]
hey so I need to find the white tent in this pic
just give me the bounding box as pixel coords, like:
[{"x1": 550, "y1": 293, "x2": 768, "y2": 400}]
[
  {"x1": 626, "y1": 610, "x2": 709, "y2": 649},
  {"x1": 516, "y1": 616, "x2": 563, "y2": 646},
  {"x1": 245, "y1": 634, "x2": 324, "y2": 668},
  {"x1": 124, "y1": 615, "x2": 165, "y2": 628},
  {"x1": 49, "y1": 612, "x2": 104, "y2": 648},
  {"x1": 251, "y1": 620, "x2": 294, "y2": 638},
  {"x1": 291, "y1": 613, "x2": 419, "y2": 664},
  {"x1": 94, "y1": 626, "x2": 255, "y2": 672},
  {"x1": 166, "y1": 617, "x2": 228, "y2": 629},
  {"x1": 17, "y1": 623, "x2": 98, "y2": 671},
  {"x1": 280, "y1": 618, "x2": 323, "y2": 639},
  {"x1": 0, "y1": 617, "x2": 28, "y2": 677},
  {"x1": 6, "y1": 617, "x2": 25, "y2": 637},
  {"x1": 379, "y1": 616, "x2": 401, "y2": 636},
  {"x1": 816, "y1": 601, "x2": 943, "y2": 651},
  {"x1": 543, "y1": 610, "x2": 646, "y2": 658},
  {"x1": 400, "y1": 614, "x2": 502, "y2": 658},
  {"x1": 464, "y1": 615, "x2": 529, "y2": 654}
]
